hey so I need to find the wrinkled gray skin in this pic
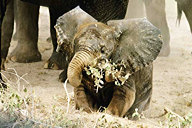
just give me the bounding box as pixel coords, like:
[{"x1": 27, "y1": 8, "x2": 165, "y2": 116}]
[{"x1": 56, "y1": 8, "x2": 163, "y2": 117}]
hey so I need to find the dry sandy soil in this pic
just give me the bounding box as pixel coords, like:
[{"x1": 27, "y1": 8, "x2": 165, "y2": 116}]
[{"x1": 1, "y1": 0, "x2": 192, "y2": 127}]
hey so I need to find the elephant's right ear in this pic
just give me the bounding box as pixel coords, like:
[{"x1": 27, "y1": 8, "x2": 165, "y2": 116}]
[
  {"x1": 54, "y1": 6, "x2": 97, "y2": 55},
  {"x1": 107, "y1": 18, "x2": 163, "y2": 74}
]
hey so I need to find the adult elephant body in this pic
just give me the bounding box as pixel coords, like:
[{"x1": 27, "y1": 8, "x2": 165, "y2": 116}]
[
  {"x1": 55, "y1": 7, "x2": 163, "y2": 117},
  {"x1": 1, "y1": 0, "x2": 128, "y2": 70},
  {"x1": 22, "y1": 0, "x2": 128, "y2": 22}
]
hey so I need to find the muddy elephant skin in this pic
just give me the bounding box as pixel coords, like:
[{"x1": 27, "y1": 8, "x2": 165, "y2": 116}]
[{"x1": 55, "y1": 8, "x2": 163, "y2": 117}]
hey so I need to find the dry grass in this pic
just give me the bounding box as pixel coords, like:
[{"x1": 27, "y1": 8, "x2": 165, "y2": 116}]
[{"x1": 0, "y1": 69, "x2": 191, "y2": 128}]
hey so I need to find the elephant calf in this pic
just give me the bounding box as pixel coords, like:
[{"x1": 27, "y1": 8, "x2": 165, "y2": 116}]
[{"x1": 55, "y1": 7, "x2": 163, "y2": 117}]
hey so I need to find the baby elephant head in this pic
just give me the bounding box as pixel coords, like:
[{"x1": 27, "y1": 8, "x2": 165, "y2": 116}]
[
  {"x1": 67, "y1": 22, "x2": 117, "y2": 87},
  {"x1": 67, "y1": 20, "x2": 163, "y2": 88}
]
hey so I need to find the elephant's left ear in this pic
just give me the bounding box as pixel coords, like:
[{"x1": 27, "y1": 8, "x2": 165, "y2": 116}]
[
  {"x1": 107, "y1": 18, "x2": 163, "y2": 74},
  {"x1": 54, "y1": 6, "x2": 97, "y2": 55}
]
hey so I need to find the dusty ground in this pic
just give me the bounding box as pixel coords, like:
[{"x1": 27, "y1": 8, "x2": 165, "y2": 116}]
[{"x1": 2, "y1": 0, "x2": 192, "y2": 127}]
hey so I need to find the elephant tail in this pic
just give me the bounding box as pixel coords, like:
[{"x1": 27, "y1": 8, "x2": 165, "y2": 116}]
[{"x1": 176, "y1": 2, "x2": 182, "y2": 25}]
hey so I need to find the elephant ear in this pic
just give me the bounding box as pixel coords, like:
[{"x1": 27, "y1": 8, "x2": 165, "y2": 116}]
[
  {"x1": 107, "y1": 18, "x2": 163, "y2": 74},
  {"x1": 54, "y1": 6, "x2": 97, "y2": 56}
]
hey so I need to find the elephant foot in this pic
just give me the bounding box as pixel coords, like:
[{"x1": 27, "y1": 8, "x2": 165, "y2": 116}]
[
  {"x1": 59, "y1": 70, "x2": 67, "y2": 82},
  {"x1": 44, "y1": 52, "x2": 68, "y2": 70},
  {"x1": 9, "y1": 44, "x2": 41, "y2": 63},
  {"x1": 158, "y1": 43, "x2": 170, "y2": 57}
]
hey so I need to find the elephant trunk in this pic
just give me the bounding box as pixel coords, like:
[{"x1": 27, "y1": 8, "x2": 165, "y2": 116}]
[{"x1": 67, "y1": 51, "x2": 94, "y2": 87}]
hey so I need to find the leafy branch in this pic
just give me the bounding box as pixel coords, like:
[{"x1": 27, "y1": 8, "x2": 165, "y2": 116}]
[{"x1": 84, "y1": 59, "x2": 130, "y2": 93}]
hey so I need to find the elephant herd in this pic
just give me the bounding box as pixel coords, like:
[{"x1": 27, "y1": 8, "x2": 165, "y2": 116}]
[{"x1": 0, "y1": 0, "x2": 192, "y2": 118}]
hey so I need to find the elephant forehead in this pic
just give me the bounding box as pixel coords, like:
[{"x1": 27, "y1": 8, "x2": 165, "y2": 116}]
[
  {"x1": 75, "y1": 30, "x2": 109, "y2": 46},
  {"x1": 74, "y1": 22, "x2": 117, "y2": 55},
  {"x1": 76, "y1": 34, "x2": 115, "y2": 52},
  {"x1": 76, "y1": 37, "x2": 103, "y2": 54},
  {"x1": 76, "y1": 22, "x2": 114, "y2": 37}
]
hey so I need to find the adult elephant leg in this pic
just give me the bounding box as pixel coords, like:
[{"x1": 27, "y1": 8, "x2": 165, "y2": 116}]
[
  {"x1": 44, "y1": 7, "x2": 68, "y2": 70},
  {"x1": 125, "y1": 0, "x2": 145, "y2": 19},
  {"x1": 176, "y1": 0, "x2": 192, "y2": 33},
  {"x1": 0, "y1": 0, "x2": 8, "y2": 88},
  {"x1": 183, "y1": 6, "x2": 192, "y2": 33},
  {"x1": 144, "y1": 0, "x2": 170, "y2": 56},
  {"x1": 9, "y1": 0, "x2": 41, "y2": 63},
  {"x1": 1, "y1": 0, "x2": 14, "y2": 70}
]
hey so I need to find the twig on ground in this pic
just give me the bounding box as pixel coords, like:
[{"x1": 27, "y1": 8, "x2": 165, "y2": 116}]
[
  {"x1": 7, "y1": 68, "x2": 30, "y2": 85},
  {"x1": 63, "y1": 79, "x2": 70, "y2": 113},
  {"x1": 164, "y1": 107, "x2": 185, "y2": 121}
]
